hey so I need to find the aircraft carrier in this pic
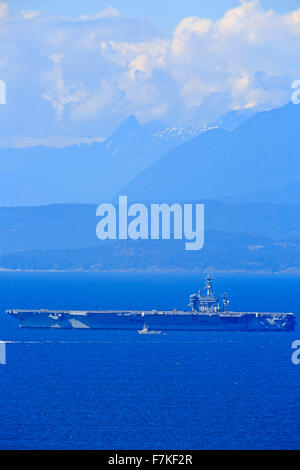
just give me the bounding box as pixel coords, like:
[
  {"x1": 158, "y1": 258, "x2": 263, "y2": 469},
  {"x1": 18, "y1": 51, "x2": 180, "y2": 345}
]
[{"x1": 6, "y1": 275, "x2": 295, "y2": 331}]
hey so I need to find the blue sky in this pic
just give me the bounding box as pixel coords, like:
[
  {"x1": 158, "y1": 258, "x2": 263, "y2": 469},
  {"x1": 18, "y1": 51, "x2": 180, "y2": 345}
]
[
  {"x1": 12, "y1": 0, "x2": 300, "y2": 31},
  {"x1": 1, "y1": 0, "x2": 300, "y2": 146}
]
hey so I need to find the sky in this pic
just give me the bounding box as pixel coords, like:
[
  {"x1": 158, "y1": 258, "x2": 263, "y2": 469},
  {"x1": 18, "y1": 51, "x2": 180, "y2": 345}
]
[
  {"x1": 1, "y1": 0, "x2": 300, "y2": 146},
  {"x1": 12, "y1": 0, "x2": 300, "y2": 31}
]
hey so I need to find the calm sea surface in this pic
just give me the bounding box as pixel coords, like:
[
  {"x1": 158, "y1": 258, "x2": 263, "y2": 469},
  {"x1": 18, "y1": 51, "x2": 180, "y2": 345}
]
[{"x1": 0, "y1": 272, "x2": 299, "y2": 450}]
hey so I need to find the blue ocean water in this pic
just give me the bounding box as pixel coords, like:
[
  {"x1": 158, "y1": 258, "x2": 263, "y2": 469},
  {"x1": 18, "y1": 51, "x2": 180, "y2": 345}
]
[{"x1": 0, "y1": 271, "x2": 299, "y2": 450}]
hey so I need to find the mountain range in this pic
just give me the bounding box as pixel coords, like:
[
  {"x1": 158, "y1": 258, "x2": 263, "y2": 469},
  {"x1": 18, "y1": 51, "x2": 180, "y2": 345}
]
[
  {"x1": 1, "y1": 201, "x2": 300, "y2": 255},
  {"x1": 0, "y1": 115, "x2": 204, "y2": 206},
  {"x1": 1, "y1": 101, "x2": 300, "y2": 271},
  {"x1": 121, "y1": 102, "x2": 300, "y2": 204},
  {"x1": 0, "y1": 201, "x2": 300, "y2": 272},
  {"x1": 1, "y1": 232, "x2": 299, "y2": 273},
  {"x1": 0, "y1": 105, "x2": 262, "y2": 207}
]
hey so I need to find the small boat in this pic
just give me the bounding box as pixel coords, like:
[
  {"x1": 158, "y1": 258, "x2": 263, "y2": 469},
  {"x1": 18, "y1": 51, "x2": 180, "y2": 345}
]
[{"x1": 138, "y1": 324, "x2": 162, "y2": 335}]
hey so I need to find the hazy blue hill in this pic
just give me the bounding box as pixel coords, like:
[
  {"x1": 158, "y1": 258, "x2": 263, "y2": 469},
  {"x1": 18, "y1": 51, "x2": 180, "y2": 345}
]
[
  {"x1": 204, "y1": 201, "x2": 300, "y2": 239},
  {"x1": 2, "y1": 102, "x2": 300, "y2": 271},
  {"x1": 104, "y1": 115, "x2": 163, "y2": 153},
  {"x1": 0, "y1": 116, "x2": 200, "y2": 206},
  {"x1": 223, "y1": 178, "x2": 300, "y2": 205},
  {"x1": 121, "y1": 102, "x2": 300, "y2": 203},
  {"x1": 0, "y1": 201, "x2": 300, "y2": 267},
  {"x1": 0, "y1": 143, "x2": 113, "y2": 206},
  {"x1": 103, "y1": 115, "x2": 203, "y2": 168},
  {"x1": 0, "y1": 204, "x2": 97, "y2": 254},
  {"x1": 1, "y1": 232, "x2": 299, "y2": 273},
  {"x1": 1, "y1": 107, "x2": 258, "y2": 207}
]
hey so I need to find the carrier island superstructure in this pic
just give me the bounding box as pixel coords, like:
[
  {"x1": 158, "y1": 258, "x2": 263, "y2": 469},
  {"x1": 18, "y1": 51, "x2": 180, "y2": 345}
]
[{"x1": 6, "y1": 275, "x2": 295, "y2": 331}]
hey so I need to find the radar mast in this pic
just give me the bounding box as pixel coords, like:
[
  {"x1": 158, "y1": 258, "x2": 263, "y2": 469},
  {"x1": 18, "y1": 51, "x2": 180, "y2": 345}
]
[{"x1": 205, "y1": 274, "x2": 214, "y2": 297}]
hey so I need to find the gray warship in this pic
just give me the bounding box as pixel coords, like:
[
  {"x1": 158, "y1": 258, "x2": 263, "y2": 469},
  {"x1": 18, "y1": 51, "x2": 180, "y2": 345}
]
[
  {"x1": 6, "y1": 275, "x2": 295, "y2": 331},
  {"x1": 6, "y1": 275, "x2": 296, "y2": 331}
]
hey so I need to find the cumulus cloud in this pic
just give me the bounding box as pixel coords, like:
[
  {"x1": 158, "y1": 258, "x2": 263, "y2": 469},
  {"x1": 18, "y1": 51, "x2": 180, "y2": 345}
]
[
  {"x1": 171, "y1": 17, "x2": 212, "y2": 56},
  {"x1": 42, "y1": 54, "x2": 87, "y2": 119},
  {"x1": 93, "y1": 0, "x2": 300, "y2": 125},
  {"x1": 0, "y1": 0, "x2": 300, "y2": 144}
]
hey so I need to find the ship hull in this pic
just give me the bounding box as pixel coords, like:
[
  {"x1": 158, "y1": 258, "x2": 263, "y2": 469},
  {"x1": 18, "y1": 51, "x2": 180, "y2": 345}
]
[{"x1": 7, "y1": 310, "x2": 296, "y2": 331}]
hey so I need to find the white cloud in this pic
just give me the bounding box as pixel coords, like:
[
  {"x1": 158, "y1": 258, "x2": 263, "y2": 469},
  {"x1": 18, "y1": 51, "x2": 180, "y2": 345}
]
[
  {"x1": 95, "y1": 0, "x2": 300, "y2": 125},
  {"x1": 171, "y1": 17, "x2": 212, "y2": 55},
  {"x1": 20, "y1": 10, "x2": 42, "y2": 20},
  {"x1": 216, "y1": 0, "x2": 262, "y2": 35},
  {"x1": 285, "y1": 7, "x2": 300, "y2": 33},
  {"x1": 1, "y1": 0, "x2": 300, "y2": 142},
  {"x1": 42, "y1": 54, "x2": 87, "y2": 119}
]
